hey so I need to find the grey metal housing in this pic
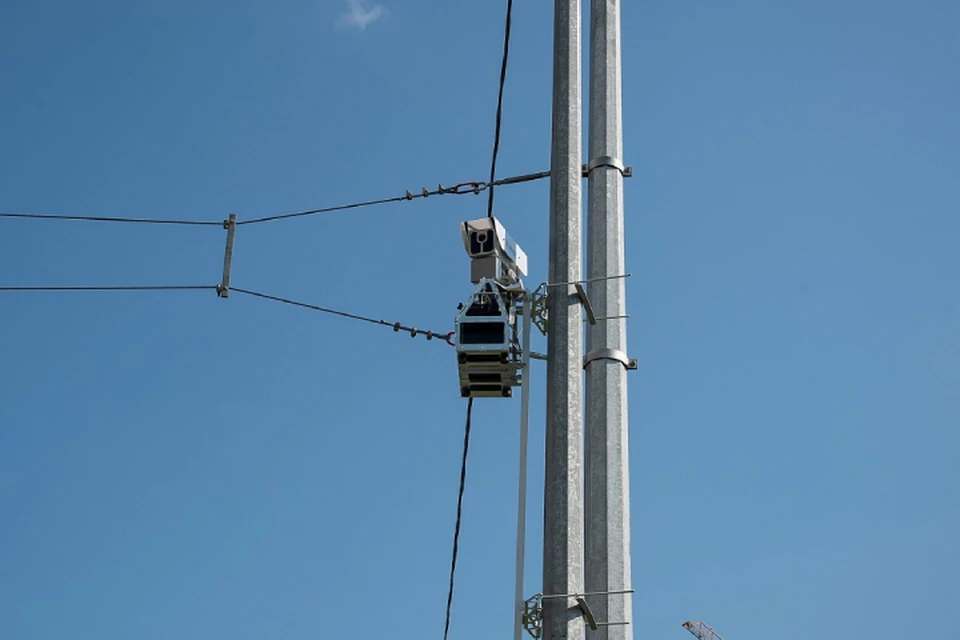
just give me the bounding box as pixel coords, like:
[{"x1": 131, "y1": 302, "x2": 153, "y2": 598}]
[{"x1": 455, "y1": 278, "x2": 524, "y2": 398}]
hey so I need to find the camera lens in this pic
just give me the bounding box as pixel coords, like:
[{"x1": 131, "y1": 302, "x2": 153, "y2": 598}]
[{"x1": 469, "y1": 229, "x2": 495, "y2": 255}]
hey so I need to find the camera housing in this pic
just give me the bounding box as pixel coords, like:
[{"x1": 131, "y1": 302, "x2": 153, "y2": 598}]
[{"x1": 461, "y1": 217, "x2": 528, "y2": 285}]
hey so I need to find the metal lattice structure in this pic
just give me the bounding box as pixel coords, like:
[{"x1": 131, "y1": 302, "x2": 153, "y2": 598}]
[
  {"x1": 522, "y1": 595, "x2": 543, "y2": 639},
  {"x1": 683, "y1": 620, "x2": 724, "y2": 640}
]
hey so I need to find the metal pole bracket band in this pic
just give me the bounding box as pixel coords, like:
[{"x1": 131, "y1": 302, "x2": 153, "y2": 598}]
[
  {"x1": 583, "y1": 347, "x2": 637, "y2": 371},
  {"x1": 583, "y1": 156, "x2": 632, "y2": 177}
]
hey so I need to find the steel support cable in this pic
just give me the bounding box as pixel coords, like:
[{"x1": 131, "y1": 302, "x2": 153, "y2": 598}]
[
  {"x1": 443, "y1": 397, "x2": 474, "y2": 640},
  {"x1": 486, "y1": 0, "x2": 515, "y2": 219},
  {"x1": 0, "y1": 285, "x2": 215, "y2": 292},
  {"x1": 231, "y1": 287, "x2": 454, "y2": 345},
  {"x1": 0, "y1": 285, "x2": 455, "y2": 345},
  {"x1": 0, "y1": 172, "x2": 549, "y2": 229},
  {"x1": 0, "y1": 212, "x2": 221, "y2": 226},
  {"x1": 238, "y1": 171, "x2": 546, "y2": 226},
  {"x1": 238, "y1": 194, "x2": 416, "y2": 226}
]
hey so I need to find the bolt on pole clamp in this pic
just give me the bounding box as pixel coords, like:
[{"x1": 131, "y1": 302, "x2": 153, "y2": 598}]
[
  {"x1": 583, "y1": 347, "x2": 637, "y2": 371},
  {"x1": 583, "y1": 156, "x2": 632, "y2": 177}
]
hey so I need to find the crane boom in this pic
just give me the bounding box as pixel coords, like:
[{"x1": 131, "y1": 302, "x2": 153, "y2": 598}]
[{"x1": 682, "y1": 620, "x2": 724, "y2": 640}]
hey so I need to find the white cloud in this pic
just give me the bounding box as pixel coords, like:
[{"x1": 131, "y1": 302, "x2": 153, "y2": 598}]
[{"x1": 337, "y1": 0, "x2": 386, "y2": 31}]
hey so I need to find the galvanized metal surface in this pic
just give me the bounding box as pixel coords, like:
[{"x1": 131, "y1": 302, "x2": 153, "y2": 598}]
[
  {"x1": 582, "y1": 348, "x2": 636, "y2": 371},
  {"x1": 584, "y1": 0, "x2": 633, "y2": 639},
  {"x1": 544, "y1": 0, "x2": 584, "y2": 639},
  {"x1": 514, "y1": 294, "x2": 533, "y2": 640}
]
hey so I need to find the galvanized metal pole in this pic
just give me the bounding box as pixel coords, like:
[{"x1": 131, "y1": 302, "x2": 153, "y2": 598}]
[
  {"x1": 544, "y1": 0, "x2": 584, "y2": 639},
  {"x1": 584, "y1": 0, "x2": 633, "y2": 638},
  {"x1": 513, "y1": 294, "x2": 533, "y2": 640}
]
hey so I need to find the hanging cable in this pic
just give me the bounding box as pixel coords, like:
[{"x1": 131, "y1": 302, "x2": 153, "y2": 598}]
[
  {"x1": 231, "y1": 287, "x2": 455, "y2": 345},
  {"x1": 443, "y1": 397, "x2": 474, "y2": 640},
  {"x1": 0, "y1": 212, "x2": 221, "y2": 226},
  {"x1": 486, "y1": 0, "x2": 515, "y2": 219},
  {"x1": 0, "y1": 285, "x2": 216, "y2": 292}
]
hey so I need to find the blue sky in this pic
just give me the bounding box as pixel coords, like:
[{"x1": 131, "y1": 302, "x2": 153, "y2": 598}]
[{"x1": 1, "y1": 1, "x2": 958, "y2": 639}]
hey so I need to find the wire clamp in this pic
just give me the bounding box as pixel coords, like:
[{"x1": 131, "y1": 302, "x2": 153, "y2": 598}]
[
  {"x1": 451, "y1": 181, "x2": 486, "y2": 195},
  {"x1": 583, "y1": 347, "x2": 637, "y2": 371}
]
